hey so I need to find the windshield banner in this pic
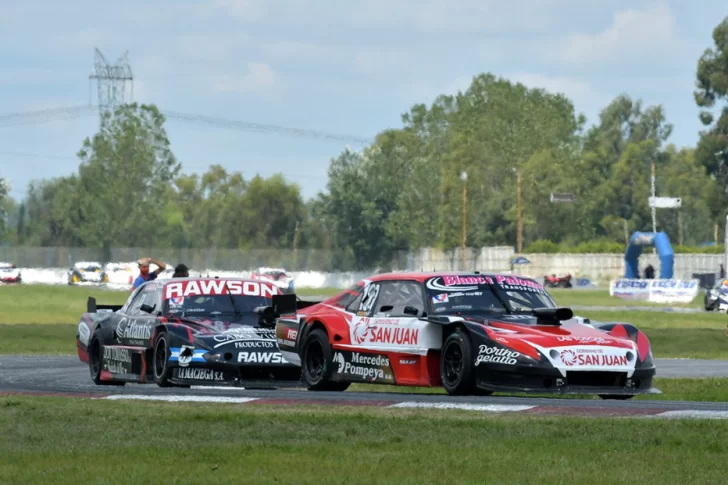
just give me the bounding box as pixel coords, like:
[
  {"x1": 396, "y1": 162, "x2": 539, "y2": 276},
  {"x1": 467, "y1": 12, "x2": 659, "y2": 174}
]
[{"x1": 164, "y1": 279, "x2": 278, "y2": 299}]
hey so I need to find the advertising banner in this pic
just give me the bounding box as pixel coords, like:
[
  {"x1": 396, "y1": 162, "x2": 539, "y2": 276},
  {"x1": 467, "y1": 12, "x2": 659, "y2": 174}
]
[{"x1": 609, "y1": 279, "x2": 699, "y2": 304}]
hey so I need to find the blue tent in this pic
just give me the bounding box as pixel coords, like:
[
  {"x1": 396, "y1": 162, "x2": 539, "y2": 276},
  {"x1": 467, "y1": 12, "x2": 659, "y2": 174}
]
[{"x1": 624, "y1": 231, "x2": 674, "y2": 279}]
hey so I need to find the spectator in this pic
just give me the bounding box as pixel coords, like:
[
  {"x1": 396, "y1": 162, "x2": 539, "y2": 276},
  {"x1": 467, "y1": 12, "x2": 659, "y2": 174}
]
[
  {"x1": 173, "y1": 263, "x2": 189, "y2": 278},
  {"x1": 644, "y1": 264, "x2": 655, "y2": 279},
  {"x1": 132, "y1": 257, "x2": 166, "y2": 290}
]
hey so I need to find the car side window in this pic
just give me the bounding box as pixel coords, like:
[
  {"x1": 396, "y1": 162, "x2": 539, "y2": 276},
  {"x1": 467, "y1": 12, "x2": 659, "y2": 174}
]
[
  {"x1": 127, "y1": 286, "x2": 151, "y2": 315},
  {"x1": 370, "y1": 280, "x2": 426, "y2": 317},
  {"x1": 336, "y1": 283, "x2": 364, "y2": 309}
]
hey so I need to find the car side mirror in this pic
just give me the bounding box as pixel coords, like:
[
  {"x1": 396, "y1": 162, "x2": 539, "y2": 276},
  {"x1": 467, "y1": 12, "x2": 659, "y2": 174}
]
[
  {"x1": 140, "y1": 303, "x2": 155, "y2": 314},
  {"x1": 403, "y1": 306, "x2": 419, "y2": 317},
  {"x1": 255, "y1": 305, "x2": 279, "y2": 323}
]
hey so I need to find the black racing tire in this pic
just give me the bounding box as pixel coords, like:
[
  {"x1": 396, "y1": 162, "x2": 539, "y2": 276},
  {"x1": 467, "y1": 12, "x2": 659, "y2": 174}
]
[
  {"x1": 152, "y1": 331, "x2": 174, "y2": 387},
  {"x1": 440, "y1": 328, "x2": 477, "y2": 395},
  {"x1": 598, "y1": 394, "x2": 634, "y2": 400},
  {"x1": 88, "y1": 336, "x2": 125, "y2": 386},
  {"x1": 301, "y1": 328, "x2": 350, "y2": 391}
]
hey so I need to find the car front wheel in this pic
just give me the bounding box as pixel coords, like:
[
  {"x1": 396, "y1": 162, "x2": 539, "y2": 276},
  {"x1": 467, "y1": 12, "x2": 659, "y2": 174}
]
[{"x1": 440, "y1": 329, "x2": 477, "y2": 395}]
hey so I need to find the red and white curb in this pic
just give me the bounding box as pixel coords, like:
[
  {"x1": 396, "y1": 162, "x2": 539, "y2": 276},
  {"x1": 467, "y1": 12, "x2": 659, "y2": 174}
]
[{"x1": 97, "y1": 394, "x2": 728, "y2": 419}]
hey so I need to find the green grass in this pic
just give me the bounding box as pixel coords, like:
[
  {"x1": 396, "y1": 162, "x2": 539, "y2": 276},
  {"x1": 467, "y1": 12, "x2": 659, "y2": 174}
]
[
  {"x1": 1, "y1": 396, "x2": 726, "y2": 484},
  {"x1": 548, "y1": 288, "x2": 704, "y2": 308}
]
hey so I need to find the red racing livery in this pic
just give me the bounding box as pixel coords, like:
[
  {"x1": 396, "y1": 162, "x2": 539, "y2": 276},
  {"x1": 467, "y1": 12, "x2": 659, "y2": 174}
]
[{"x1": 274, "y1": 271, "x2": 658, "y2": 399}]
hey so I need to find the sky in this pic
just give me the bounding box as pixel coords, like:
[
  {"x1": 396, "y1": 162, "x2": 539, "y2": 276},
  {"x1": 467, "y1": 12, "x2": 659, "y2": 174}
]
[{"x1": 0, "y1": 0, "x2": 724, "y2": 202}]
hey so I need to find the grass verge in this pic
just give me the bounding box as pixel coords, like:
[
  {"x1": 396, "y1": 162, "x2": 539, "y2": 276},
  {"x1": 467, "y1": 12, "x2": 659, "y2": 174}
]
[{"x1": 1, "y1": 396, "x2": 727, "y2": 484}]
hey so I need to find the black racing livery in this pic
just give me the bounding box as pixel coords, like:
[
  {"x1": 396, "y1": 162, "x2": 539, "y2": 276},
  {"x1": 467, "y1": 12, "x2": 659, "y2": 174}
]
[{"x1": 76, "y1": 277, "x2": 306, "y2": 388}]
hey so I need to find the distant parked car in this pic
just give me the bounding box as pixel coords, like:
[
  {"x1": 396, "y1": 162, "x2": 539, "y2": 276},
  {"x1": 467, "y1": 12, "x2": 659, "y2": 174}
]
[
  {"x1": 68, "y1": 261, "x2": 108, "y2": 285},
  {"x1": 704, "y1": 280, "x2": 728, "y2": 312},
  {"x1": 0, "y1": 262, "x2": 21, "y2": 284}
]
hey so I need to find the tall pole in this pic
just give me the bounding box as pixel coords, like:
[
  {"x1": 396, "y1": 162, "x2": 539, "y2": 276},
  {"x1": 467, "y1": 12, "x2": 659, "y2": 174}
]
[
  {"x1": 460, "y1": 171, "x2": 468, "y2": 271},
  {"x1": 651, "y1": 160, "x2": 656, "y2": 233},
  {"x1": 516, "y1": 170, "x2": 522, "y2": 254}
]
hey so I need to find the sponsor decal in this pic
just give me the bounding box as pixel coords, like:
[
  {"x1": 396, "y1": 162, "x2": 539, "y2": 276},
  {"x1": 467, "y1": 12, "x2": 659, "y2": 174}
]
[
  {"x1": 432, "y1": 293, "x2": 449, "y2": 304},
  {"x1": 474, "y1": 345, "x2": 521, "y2": 366},
  {"x1": 556, "y1": 336, "x2": 614, "y2": 344},
  {"x1": 559, "y1": 349, "x2": 628, "y2": 367},
  {"x1": 286, "y1": 328, "x2": 298, "y2": 341},
  {"x1": 170, "y1": 296, "x2": 185, "y2": 306},
  {"x1": 104, "y1": 346, "x2": 132, "y2": 363},
  {"x1": 174, "y1": 367, "x2": 225, "y2": 381},
  {"x1": 169, "y1": 347, "x2": 208, "y2": 364},
  {"x1": 234, "y1": 341, "x2": 274, "y2": 349},
  {"x1": 103, "y1": 346, "x2": 132, "y2": 373},
  {"x1": 400, "y1": 359, "x2": 417, "y2": 365},
  {"x1": 213, "y1": 327, "x2": 269, "y2": 345},
  {"x1": 78, "y1": 322, "x2": 90, "y2": 346},
  {"x1": 427, "y1": 275, "x2": 545, "y2": 293},
  {"x1": 177, "y1": 345, "x2": 195, "y2": 367},
  {"x1": 332, "y1": 351, "x2": 394, "y2": 383},
  {"x1": 352, "y1": 318, "x2": 419, "y2": 346},
  {"x1": 115, "y1": 318, "x2": 153, "y2": 343},
  {"x1": 237, "y1": 352, "x2": 288, "y2": 364},
  {"x1": 164, "y1": 279, "x2": 278, "y2": 300}
]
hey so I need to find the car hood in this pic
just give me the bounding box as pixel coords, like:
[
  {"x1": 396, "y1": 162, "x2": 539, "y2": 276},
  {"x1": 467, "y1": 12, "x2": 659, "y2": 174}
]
[
  {"x1": 169, "y1": 314, "x2": 276, "y2": 345},
  {"x1": 454, "y1": 312, "x2": 637, "y2": 351}
]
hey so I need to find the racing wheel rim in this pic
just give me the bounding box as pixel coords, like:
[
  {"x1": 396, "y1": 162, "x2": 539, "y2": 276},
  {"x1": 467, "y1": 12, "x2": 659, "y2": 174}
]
[
  {"x1": 90, "y1": 339, "x2": 102, "y2": 378},
  {"x1": 305, "y1": 340, "x2": 325, "y2": 383},
  {"x1": 153, "y1": 335, "x2": 168, "y2": 379},
  {"x1": 442, "y1": 340, "x2": 464, "y2": 387}
]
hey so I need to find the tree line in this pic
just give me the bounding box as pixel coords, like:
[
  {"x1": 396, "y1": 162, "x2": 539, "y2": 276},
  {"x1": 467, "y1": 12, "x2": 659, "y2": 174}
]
[{"x1": 2, "y1": 18, "x2": 728, "y2": 269}]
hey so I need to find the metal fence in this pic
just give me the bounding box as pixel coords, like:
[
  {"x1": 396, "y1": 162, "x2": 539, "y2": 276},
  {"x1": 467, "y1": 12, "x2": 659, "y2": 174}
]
[{"x1": 0, "y1": 246, "x2": 724, "y2": 282}]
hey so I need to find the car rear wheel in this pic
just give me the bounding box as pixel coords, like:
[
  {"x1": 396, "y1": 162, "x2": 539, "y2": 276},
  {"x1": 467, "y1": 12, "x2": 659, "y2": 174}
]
[
  {"x1": 301, "y1": 328, "x2": 350, "y2": 391},
  {"x1": 440, "y1": 329, "x2": 476, "y2": 395},
  {"x1": 89, "y1": 337, "x2": 125, "y2": 386}
]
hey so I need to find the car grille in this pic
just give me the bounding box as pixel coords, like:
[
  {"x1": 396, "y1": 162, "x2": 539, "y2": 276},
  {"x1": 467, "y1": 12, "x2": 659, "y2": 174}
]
[{"x1": 566, "y1": 371, "x2": 627, "y2": 387}]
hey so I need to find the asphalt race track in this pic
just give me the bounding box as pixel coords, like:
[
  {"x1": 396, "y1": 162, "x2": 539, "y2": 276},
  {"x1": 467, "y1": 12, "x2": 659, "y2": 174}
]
[{"x1": 3, "y1": 356, "x2": 728, "y2": 419}]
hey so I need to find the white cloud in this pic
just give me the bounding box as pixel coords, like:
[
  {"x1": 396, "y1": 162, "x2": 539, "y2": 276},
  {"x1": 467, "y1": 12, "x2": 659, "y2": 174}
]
[
  {"x1": 506, "y1": 72, "x2": 611, "y2": 116},
  {"x1": 212, "y1": 62, "x2": 278, "y2": 93},
  {"x1": 212, "y1": 0, "x2": 560, "y2": 33},
  {"x1": 262, "y1": 41, "x2": 341, "y2": 63},
  {"x1": 558, "y1": 3, "x2": 675, "y2": 63}
]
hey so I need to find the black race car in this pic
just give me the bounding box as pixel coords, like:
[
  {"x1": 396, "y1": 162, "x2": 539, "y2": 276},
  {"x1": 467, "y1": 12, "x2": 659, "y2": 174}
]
[{"x1": 76, "y1": 277, "x2": 304, "y2": 388}]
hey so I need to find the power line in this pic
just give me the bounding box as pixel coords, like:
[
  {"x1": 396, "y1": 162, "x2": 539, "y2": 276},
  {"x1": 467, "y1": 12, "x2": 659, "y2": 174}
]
[{"x1": 0, "y1": 105, "x2": 375, "y2": 145}]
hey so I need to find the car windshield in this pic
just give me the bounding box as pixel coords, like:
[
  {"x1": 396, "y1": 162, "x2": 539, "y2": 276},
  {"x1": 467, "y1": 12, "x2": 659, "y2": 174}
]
[
  {"x1": 163, "y1": 294, "x2": 272, "y2": 316},
  {"x1": 425, "y1": 274, "x2": 556, "y2": 314}
]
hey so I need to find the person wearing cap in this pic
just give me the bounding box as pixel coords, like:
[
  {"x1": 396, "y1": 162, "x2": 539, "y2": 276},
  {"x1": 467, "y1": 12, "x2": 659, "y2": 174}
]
[
  {"x1": 131, "y1": 257, "x2": 167, "y2": 290},
  {"x1": 173, "y1": 264, "x2": 189, "y2": 278}
]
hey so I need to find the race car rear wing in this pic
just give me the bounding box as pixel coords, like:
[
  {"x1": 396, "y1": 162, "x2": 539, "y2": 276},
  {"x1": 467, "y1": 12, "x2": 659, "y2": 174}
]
[
  {"x1": 272, "y1": 293, "x2": 323, "y2": 316},
  {"x1": 87, "y1": 296, "x2": 123, "y2": 314}
]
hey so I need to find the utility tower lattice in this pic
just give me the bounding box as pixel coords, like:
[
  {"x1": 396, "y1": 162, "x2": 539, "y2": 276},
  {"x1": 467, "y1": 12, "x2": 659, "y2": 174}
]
[{"x1": 88, "y1": 48, "x2": 133, "y2": 123}]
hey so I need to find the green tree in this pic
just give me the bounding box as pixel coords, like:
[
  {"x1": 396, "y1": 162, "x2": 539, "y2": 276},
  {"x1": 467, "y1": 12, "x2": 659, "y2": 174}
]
[
  {"x1": 75, "y1": 103, "x2": 180, "y2": 251},
  {"x1": 694, "y1": 17, "x2": 728, "y2": 187}
]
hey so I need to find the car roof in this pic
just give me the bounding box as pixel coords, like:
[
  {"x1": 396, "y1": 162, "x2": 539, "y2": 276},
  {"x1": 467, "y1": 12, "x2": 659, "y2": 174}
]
[{"x1": 357, "y1": 271, "x2": 540, "y2": 284}]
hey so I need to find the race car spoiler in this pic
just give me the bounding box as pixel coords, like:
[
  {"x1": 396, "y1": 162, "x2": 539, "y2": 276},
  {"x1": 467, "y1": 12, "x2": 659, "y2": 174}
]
[
  {"x1": 87, "y1": 296, "x2": 123, "y2": 313},
  {"x1": 272, "y1": 293, "x2": 323, "y2": 316}
]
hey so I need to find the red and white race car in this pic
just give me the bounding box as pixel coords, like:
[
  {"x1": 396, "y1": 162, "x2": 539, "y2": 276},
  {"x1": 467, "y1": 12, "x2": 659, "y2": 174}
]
[
  {"x1": 274, "y1": 271, "x2": 658, "y2": 399},
  {"x1": 0, "y1": 262, "x2": 21, "y2": 284},
  {"x1": 251, "y1": 267, "x2": 295, "y2": 294}
]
